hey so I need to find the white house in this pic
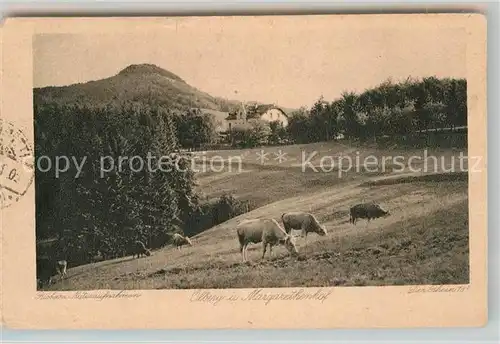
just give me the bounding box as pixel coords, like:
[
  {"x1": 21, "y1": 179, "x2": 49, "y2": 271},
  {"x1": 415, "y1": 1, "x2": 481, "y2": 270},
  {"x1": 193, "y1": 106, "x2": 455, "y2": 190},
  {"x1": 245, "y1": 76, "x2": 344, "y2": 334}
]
[
  {"x1": 225, "y1": 103, "x2": 289, "y2": 132},
  {"x1": 260, "y1": 107, "x2": 289, "y2": 126}
]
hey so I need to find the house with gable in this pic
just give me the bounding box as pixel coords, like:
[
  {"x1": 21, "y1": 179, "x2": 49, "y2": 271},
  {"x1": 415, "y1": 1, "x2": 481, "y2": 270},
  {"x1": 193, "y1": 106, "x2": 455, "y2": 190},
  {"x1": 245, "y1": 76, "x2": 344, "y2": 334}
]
[{"x1": 225, "y1": 102, "x2": 289, "y2": 132}]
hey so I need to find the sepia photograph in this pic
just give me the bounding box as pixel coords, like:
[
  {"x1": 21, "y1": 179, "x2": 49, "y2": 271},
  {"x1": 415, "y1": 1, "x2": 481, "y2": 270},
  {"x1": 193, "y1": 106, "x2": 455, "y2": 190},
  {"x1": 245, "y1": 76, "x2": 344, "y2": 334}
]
[
  {"x1": 0, "y1": 14, "x2": 487, "y2": 329},
  {"x1": 31, "y1": 16, "x2": 474, "y2": 292}
]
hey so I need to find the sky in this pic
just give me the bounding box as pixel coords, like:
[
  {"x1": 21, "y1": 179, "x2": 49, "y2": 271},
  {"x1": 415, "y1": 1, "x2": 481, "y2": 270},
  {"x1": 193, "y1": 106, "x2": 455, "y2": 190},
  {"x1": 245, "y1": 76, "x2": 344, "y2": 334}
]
[{"x1": 33, "y1": 16, "x2": 467, "y2": 109}]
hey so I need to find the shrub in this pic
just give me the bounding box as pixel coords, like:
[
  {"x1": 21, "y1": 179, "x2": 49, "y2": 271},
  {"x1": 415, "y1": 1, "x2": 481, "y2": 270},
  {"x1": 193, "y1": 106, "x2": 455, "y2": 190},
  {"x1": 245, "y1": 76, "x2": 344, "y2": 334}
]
[{"x1": 183, "y1": 193, "x2": 255, "y2": 237}]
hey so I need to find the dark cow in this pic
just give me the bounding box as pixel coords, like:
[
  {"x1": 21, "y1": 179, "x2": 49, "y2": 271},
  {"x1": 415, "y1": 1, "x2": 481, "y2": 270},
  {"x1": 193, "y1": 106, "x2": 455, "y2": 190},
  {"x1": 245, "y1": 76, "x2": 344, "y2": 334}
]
[
  {"x1": 133, "y1": 240, "x2": 152, "y2": 258},
  {"x1": 349, "y1": 203, "x2": 390, "y2": 225}
]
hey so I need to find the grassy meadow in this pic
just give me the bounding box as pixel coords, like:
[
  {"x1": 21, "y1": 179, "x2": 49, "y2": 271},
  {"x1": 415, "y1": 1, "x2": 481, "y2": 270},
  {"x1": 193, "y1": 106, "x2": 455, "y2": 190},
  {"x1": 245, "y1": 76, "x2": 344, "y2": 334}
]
[{"x1": 46, "y1": 141, "x2": 469, "y2": 290}]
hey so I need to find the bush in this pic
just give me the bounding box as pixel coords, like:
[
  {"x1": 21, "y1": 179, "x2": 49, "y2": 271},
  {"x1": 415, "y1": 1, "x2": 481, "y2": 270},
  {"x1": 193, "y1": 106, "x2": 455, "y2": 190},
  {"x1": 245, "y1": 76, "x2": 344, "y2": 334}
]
[
  {"x1": 230, "y1": 121, "x2": 270, "y2": 148},
  {"x1": 183, "y1": 193, "x2": 255, "y2": 237}
]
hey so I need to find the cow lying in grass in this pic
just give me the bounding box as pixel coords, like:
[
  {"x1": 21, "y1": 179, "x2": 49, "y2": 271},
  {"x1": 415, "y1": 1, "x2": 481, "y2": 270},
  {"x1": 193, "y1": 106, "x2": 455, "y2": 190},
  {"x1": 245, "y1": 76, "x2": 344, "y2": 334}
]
[{"x1": 237, "y1": 218, "x2": 298, "y2": 262}]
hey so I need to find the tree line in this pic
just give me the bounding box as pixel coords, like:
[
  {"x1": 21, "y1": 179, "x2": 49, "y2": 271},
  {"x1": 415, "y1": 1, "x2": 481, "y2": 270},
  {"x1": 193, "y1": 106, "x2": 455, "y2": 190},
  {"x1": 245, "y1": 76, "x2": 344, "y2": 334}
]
[
  {"x1": 176, "y1": 76, "x2": 467, "y2": 149},
  {"x1": 286, "y1": 76, "x2": 467, "y2": 147},
  {"x1": 174, "y1": 77, "x2": 467, "y2": 148}
]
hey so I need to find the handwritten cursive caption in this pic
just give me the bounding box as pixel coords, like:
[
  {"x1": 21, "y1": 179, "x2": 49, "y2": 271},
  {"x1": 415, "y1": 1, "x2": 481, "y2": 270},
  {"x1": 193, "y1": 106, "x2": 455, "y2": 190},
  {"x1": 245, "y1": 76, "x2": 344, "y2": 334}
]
[
  {"x1": 407, "y1": 285, "x2": 470, "y2": 294},
  {"x1": 189, "y1": 288, "x2": 332, "y2": 306},
  {"x1": 35, "y1": 290, "x2": 142, "y2": 301}
]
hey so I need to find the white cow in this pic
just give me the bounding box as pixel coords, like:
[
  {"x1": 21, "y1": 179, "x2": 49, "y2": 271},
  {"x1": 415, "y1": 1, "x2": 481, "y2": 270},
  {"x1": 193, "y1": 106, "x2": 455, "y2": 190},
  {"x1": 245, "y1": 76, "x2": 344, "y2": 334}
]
[
  {"x1": 55, "y1": 260, "x2": 67, "y2": 280},
  {"x1": 236, "y1": 218, "x2": 298, "y2": 262}
]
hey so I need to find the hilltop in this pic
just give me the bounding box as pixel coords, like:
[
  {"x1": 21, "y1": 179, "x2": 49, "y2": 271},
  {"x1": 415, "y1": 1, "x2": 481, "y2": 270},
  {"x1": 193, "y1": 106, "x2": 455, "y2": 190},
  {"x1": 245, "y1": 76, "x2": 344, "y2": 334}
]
[{"x1": 33, "y1": 64, "x2": 242, "y2": 112}]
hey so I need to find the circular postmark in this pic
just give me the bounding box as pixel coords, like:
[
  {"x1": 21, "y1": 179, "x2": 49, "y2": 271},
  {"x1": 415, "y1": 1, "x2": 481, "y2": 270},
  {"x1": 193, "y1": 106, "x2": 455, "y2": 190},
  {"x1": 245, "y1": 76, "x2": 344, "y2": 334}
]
[{"x1": 0, "y1": 119, "x2": 34, "y2": 208}]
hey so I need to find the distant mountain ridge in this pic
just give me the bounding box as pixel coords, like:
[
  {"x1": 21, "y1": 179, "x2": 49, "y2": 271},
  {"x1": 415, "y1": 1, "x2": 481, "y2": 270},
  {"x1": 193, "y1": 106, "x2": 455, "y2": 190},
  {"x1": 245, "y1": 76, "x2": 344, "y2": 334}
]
[{"x1": 34, "y1": 64, "x2": 296, "y2": 114}]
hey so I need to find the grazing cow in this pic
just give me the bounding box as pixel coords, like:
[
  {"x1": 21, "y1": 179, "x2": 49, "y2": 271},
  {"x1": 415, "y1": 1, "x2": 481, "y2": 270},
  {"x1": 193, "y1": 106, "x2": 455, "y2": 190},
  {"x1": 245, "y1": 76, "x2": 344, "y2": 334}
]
[
  {"x1": 281, "y1": 212, "x2": 327, "y2": 243},
  {"x1": 55, "y1": 260, "x2": 68, "y2": 279},
  {"x1": 172, "y1": 233, "x2": 193, "y2": 250},
  {"x1": 36, "y1": 258, "x2": 67, "y2": 288},
  {"x1": 349, "y1": 203, "x2": 390, "y2": 225},
  {"x1": 133, "y1": 240, "x2": 152, "y2": 258},
  {"x1": 236, "y1": 218, "x2": 298, "y2": 262}
]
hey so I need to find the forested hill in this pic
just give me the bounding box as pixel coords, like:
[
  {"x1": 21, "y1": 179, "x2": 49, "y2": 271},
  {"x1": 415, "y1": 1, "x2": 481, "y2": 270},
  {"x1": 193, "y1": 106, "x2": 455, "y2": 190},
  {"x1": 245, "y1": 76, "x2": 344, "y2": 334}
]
[{"x1": 33, "y1": 63, "x2": 241, "y2": 112}]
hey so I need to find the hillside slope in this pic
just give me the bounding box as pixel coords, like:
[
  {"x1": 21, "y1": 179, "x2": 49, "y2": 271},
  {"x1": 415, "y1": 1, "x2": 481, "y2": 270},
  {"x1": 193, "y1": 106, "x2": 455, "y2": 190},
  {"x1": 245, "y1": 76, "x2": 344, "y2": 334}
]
[
  {"x1": 45, "y1": 142, "x2": 469, "y2": 290},
  {"x1": 34, "y1": 64, "x2": 240, "y2": 111}
]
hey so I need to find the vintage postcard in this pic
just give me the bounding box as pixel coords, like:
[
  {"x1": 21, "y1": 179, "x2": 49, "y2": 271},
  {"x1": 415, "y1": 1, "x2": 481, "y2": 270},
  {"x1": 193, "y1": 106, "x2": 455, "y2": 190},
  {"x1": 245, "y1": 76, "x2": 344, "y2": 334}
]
[{"x1": 1, "y1": 14, "x2": 487, "y2": 329}]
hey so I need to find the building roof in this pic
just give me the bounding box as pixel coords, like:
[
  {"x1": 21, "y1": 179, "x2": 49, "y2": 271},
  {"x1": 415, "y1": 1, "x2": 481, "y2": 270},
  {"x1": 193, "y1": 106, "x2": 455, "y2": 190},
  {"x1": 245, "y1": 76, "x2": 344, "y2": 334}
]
[
  {"x1": 224, "y1": 103, "x2": 291, "y2": 122},
  {"x1": 246, "y1": 104, "x2": 289, "y2": 119}
]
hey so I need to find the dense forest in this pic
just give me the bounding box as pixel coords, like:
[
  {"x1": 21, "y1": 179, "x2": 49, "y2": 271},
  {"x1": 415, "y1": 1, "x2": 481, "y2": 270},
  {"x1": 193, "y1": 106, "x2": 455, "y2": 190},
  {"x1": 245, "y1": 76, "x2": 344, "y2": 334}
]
[{"x1": 34, "y1": 103, "x2": 250, "y2": 266}]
